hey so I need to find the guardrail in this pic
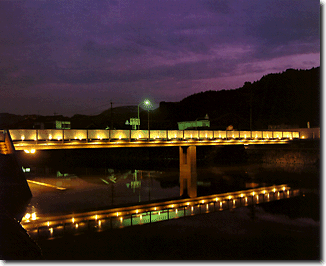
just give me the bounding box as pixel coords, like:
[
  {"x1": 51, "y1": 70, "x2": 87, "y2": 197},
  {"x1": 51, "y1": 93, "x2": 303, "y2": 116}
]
[{"x1": 8, "y1": 129, "x2": 300, "y2": 142}]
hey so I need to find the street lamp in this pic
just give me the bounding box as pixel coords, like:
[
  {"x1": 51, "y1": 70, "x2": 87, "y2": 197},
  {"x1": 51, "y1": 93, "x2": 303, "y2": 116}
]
[{"x1": 138, "y1": 99, "x2": 151, "y2": 130}]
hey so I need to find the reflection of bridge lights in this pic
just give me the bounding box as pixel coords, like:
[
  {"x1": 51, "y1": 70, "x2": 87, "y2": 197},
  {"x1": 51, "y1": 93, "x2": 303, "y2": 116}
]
[
  {"x1": 175, "y1": 209, "x2": 178, "y2": 214},
  {"x1": 24, "y1": 213, "x2": 31, "y2": 221},
  {"x1": 49, "y1": 228, "x2": 53, "y2": 234},
  {"x1": 191, "y1": 207, "x2": 194, "y2": 211},
  {"x1": 140, "y1": 215, "x2": 142, "y2": 220},
  {"x1": 120, "y1": 217, "x2": 123, "y2": 223},
  {"x1": 75, "y1": 223, "x2": 78, "y2": 228},
  {"x1": 220, "y1": 202, "x2": 223, "y2": 208},
  {"x1": 98, "y1": 220, "x2": 101, "y2": 227},
  {"x1": 206, "y1": 204, "x2": 209, "y2": 209},
  {"x1": 158, "y1": 211, "x2": 160, "y2": 215}
]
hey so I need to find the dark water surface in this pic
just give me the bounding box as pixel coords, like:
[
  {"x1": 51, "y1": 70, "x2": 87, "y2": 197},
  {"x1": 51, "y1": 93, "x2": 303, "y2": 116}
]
[{"x1": 18, "y1": 148, "x2": 320, "y2": 260}]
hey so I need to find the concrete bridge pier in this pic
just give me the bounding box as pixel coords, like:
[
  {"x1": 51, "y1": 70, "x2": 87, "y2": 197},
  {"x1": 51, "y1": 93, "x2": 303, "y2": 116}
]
[{"x1": 179, "y1": 146, "x2": 197, "y2": 198}]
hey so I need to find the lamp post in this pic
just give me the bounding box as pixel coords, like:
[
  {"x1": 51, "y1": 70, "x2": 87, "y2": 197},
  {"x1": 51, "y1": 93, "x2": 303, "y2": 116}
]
[{"x1": 138, "y1": 99, "x2": 151, "y2": 130}]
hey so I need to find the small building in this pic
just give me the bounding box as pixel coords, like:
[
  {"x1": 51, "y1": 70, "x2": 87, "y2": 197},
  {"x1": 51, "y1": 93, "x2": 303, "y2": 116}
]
[
  {"x1": 177, "y1": 119, "x2": 210, "y2": 130},
  {"x1": 33, "y1": 118, "x2": 71, "y2": 129}
]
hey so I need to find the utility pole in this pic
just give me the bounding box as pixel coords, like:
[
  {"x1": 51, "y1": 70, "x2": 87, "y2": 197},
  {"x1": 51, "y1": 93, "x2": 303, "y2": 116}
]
[{"x1": 110, "y1": 101, "x2": 113, "y2": 130}]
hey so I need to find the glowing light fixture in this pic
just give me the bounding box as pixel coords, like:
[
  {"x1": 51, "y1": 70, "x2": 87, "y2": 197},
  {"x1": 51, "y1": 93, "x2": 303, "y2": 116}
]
[
  {"x1": 31, "y1": 212, "x2": 36, "y2": 220},
  {"x1": 21, "y1": 136, "x2": 25, "y2": 141},
  {"x1": 49, "y1": 135, "x2": 52, "y2": 140}
]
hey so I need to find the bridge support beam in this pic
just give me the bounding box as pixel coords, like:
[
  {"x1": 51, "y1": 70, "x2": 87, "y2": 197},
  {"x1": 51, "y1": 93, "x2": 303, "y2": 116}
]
[{"x1": 179, "y1": 146, "x2": 197, "y2": 198}]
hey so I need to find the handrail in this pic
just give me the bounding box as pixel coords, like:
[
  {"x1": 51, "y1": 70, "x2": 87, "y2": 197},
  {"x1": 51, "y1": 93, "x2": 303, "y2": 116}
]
[{"x1": 7, "y1": 129, "x2": 303, "y2": 142}]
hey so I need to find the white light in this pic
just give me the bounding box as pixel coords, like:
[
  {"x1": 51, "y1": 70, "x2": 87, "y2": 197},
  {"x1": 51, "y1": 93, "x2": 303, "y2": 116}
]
[
  {"x1": 31, "y1": 213, "x2": 36, "y2": 220},
  {"x1": 21, "y1": 136, "x2": 25, "y2": 141},
  {"x1": 24, "y1": 150, "x2": 30, "y2": 153},
  {"x1": 49, "y1": 135, "x2": 52, "y2": 140},
  {"x1": 30, "y1": 149, "x2": 36, "y2": 153}
]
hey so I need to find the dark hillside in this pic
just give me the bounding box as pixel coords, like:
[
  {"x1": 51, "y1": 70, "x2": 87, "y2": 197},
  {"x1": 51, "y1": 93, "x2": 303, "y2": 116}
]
[{"x1": 153, "y1": 67, "x2": 319, "y2": 130}]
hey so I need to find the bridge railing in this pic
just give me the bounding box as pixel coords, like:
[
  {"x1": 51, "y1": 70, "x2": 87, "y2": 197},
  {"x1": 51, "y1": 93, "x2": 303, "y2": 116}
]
[{"x1": 7, "y1": 129, "x2": 303, "y2": 142}]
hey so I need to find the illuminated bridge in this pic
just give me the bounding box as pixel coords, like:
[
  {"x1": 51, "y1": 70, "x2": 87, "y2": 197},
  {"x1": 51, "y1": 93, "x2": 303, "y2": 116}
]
[
  {"x1": 5, "y1": 128, "x2": 307, "y2": 151},
  {"x1": 0, "y1": 128, "x2": 319, "y2": 198}
]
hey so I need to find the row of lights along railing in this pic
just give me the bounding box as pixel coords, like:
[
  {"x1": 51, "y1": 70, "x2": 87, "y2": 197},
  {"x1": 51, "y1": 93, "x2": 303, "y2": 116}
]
[
  {"x1": 13, "y1": 130, "x2": 300, "y2": 143},
  {"x1": 21, "y1": 185, "x2": 299, "y2": 240}
]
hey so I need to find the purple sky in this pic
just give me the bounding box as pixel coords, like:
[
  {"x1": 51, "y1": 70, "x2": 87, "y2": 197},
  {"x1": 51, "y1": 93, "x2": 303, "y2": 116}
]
[{"x1": 0, "y1": 0, "x2": 320, "y2": 117}]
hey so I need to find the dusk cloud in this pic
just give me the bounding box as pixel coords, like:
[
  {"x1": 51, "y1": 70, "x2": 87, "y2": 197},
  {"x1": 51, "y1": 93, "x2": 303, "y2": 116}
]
[{"x1": 0, "y1": 0, "x2": 320, "y2": 116}]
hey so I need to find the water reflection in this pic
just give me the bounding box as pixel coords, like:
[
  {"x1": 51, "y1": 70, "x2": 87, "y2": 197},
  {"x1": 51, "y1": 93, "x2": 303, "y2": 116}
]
[
  {"x1": 21, "y1": 184, "x2": 301, "y2": 240},
  {"x1": 23, "y1": 162, "x2": 319, "y2": 219}
]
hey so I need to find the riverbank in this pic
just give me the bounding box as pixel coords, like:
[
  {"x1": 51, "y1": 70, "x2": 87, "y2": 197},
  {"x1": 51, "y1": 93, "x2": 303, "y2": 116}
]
[{"x1": 35, "y1": 193, "x2": 320, "y2": 260}]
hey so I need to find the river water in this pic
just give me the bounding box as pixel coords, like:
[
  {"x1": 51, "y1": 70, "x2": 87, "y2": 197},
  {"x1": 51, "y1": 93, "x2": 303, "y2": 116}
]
[{"x1": 22, "y1": 156, "x2": 319, "y2": 220}]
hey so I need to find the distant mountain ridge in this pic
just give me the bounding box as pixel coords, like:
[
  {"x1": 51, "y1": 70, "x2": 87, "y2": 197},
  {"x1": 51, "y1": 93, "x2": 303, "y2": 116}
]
[{"x1": 1, "y1": 67, "x2": 320, "y2": 130}]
